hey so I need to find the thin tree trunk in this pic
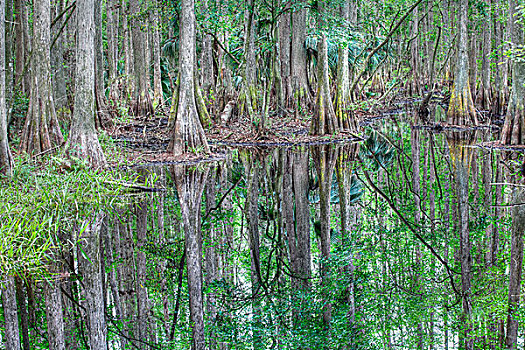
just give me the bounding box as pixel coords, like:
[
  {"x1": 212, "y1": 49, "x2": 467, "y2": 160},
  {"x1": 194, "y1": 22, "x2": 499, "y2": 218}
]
[{"x1": 0, "y1": 0, "x2": 13, "y2": 176}]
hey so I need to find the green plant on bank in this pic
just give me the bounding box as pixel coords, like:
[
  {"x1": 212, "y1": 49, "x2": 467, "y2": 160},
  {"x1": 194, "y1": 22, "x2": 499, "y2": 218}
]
[{"x1": 0, "y1": 156, "x2": 138, "y2": 279}]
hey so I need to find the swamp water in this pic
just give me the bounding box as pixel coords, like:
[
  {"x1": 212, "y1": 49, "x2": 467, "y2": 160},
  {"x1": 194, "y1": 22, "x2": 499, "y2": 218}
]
[{"x1": 2, "y1": 113, "x2": 522, "y2": 350}]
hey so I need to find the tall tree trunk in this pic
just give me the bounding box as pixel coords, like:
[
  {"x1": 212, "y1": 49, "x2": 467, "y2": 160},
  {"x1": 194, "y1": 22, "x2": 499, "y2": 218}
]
[
  {"x1": 242, "y1": 0, "x2": 257, "y2": 120},
  {"x1": 79, "y1": 214, "x2": 108, "y2": 350},
  {"x1": 169, "y1": 0, "x2": 209, "y2": 155},
  {"x1": 66, "y1": 0, "x2": 106, "y2": 167},
  {"x1": 94, "y1": 0, "x2": 107, "y2": 126},
  {"x1": 20, "y1": 0, "x2": 64, "y2": 154},
  {"x1": 476, "y1": 0, "x2": 492, "y2": 111},
  {"x1": 500, "y1": 0, "x2": 525, "y2": 145},
  {"x1": 279, "y1": 11, "x2": 292, "y2": 107},
  {"x1": 335, "y1": 1, "x2": 353, "y2": 131},
  {"x1": 173, "y1": 165, "x2": 209, "y2": 350},
  {"x1": 0, "y1": 0, "x2": 13, "y2": 177},
  {"x1": 152, "y1": 1, "x2": 164, "y2": 107},
  {"x1": 14, "y1": 0, "x2": 26, "y2": 94},
  {"x1": 51, "y1": 0, "x2": 67, "y2": 112},
  {"x1": 291, "y1": 5, "x2": 310, "y2": 115},
  {"x1": 2, "y1": 276, "x2": 21, "y2": 350},
  {"x1": 107, "y1": 0, "x2": 119, "y2": 100},
  {"x1": 310, "y1": 0, "x2": 339, "y2": 136},
  {"x1": 129, "y1": 0, "x2": 153, "y2": 117},
  {"x1": 447, "y1": 0, "x2": 478, "y2": 126}
]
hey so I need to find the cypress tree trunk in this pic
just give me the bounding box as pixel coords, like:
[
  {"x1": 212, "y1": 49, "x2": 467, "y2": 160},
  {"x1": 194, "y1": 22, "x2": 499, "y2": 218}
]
[
  {"x1": 311, "y1": 0, "x2": 339, "y2": 136},
  {"x1": 66, "y1": 0, "x2": 106, "y2": 167},
  {"x1": 291, "y1": 5, "x2": 311, "y2": 114},
  {"x1": 0, "y1": 0, "x2": 13, "y2": 177},
  {"x1": 130, "y1": 0, "x2": 153, "y2": 117},
  {"x1": 152, "y1": 1, "x2": 164, "y2": 107},
  {"x1": 500, "y1": 0, "x2": 525, "y2": 145},
  {"x1": 169, "y1": 0, "x2": 209, "y2": 155},
  {"x1": 335, "y1": 1, "x2": 353, "y2": 131},
  {"x1": 20, "y1": 0, "x2": 64, "y2": 154},
  {"x1": 279, "y1": 11, "x2": 292, "y2": 107},
  {"x1": 14, "y1": 0, "x2": 27, "y2": 94},
  {"x1": 51, "y1": 0, "x2": 67, "y2": 112},
  {"x1": 447, "y1": 0, "x2": 478, "y2": 126}
]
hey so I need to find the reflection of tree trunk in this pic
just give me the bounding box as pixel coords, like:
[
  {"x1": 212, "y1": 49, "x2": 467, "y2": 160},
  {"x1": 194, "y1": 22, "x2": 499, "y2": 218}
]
[
  {"x1": 336, "y1": 144, "x2": 358, "y2": 337},
  {"x1": 79, "y1": 213, "x2": 108, "y2": 350},
  {"x1": 15, "y1": 276, "x2": 31, "y2": 350},
  {"x1": 205, "y1": 167, "x2": 219, "y2": 349},
  {"x1": 2, "y1": 276, "x2": 21, "y2": 350},
  {"x1": 136, "y1": 199, "x2": 151, "y2": 348},
  {"x1": 173, "y1": 165, "x2": 209, "y2": 350},
  {"x1": 505, "y1": 186, "x2": 525, "y2": 349},
  {"x1": 447, "y1": 132, "x2": 475, "y2": 350},
  {"x1": 119, "y1": 210, "x2": 137, "y2": 347},
  {"x1": 45, "y1": 260, "x2": 66, "y2": 350},
  {"x1": 312, "y1": 145, "x2": 338, "y2": 327},
  {"x1": 244, "y1": 154, "x2": 264, "y2": 348}
]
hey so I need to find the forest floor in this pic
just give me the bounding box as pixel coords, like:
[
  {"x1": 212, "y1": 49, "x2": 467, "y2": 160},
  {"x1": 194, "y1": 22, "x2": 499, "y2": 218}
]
[{"x1": 106, "y1": 109, "x2": 374, "y2": 165}]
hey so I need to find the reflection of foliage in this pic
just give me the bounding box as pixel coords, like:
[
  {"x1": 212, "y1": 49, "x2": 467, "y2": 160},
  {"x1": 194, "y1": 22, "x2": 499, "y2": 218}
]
[
  {"x1": 360, "y1": 132, "x2": 395, "y2": 170},
  {"x1": 309, "y1": 173, "x2": 364, "y2": 205}
]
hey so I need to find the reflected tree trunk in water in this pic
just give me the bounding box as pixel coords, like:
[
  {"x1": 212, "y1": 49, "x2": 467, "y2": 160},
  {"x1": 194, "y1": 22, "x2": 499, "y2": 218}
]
[
  {"x1": 204, "y1": 166, "x2": 219, "y2": 349},
  {"x1": 505, "y1": 176, "x2": 525, "y2": 349},
  {"x1": 79, "y1": 213, "x2": 108, "y2": 350},
  {"x1": 1, "y1": 276, "x2": 21, "y2": 350},
  {"x1": 173, "y1": 165, "x2": 209, "y2": 350},
  {"x1": 243, "y1": 153, "x2": 264, "y2": 348},
  {"x1": 336, "y1": 144, "x2": 358, "y2": 331},
  {"x1": 312, "y1": 145, "x2": 338, "y2": 327},
  {"x1": 44, "y1": 260, "x2": 66, "y2": 350},
  {"x1": 447, "y1": 131, "x2": 475, "y2": 350}
]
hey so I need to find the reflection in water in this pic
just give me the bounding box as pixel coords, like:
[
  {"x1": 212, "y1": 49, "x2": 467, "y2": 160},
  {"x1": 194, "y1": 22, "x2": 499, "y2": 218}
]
[{"x1": 5, "y1": 124, "x2": 525, "y2": 349}]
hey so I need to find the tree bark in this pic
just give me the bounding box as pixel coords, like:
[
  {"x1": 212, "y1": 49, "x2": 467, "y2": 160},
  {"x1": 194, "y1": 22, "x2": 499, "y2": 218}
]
[
  {"x1": 169, "y1": 0, "x2": 209, "y2": 155},
  {"x1": 129, "y1": 0, "x2": 153, "y2": 117},
  {"x1": 291, "y1": 5, "x2": 311, "y2": 114},
  {"x1": 44, "y1": 261, "x2": 66, "y2": 350},
  {"x1": 20, "y1": 0, "x2": 64, "y2": 154},
  {"x1": 335, "y1": 1, "x2": 354, "y2": 131},
  {"x1": 0, "y1": 0, "x2": 13, "y2": 177},
  {"x1": 310, "y1": 1, "x2": 339, "y2": 136},
  {"x1": 500, "y1": 0, "x2": 525, "y2": 145},
  {"x1": 446, "y1": 0, "x2": 478, "y2": 126},
  {"x1": 66, "y1": 0, "x2": 106, "y2": 167}
]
